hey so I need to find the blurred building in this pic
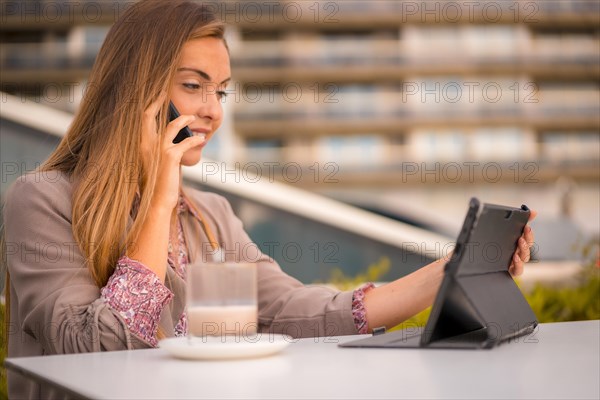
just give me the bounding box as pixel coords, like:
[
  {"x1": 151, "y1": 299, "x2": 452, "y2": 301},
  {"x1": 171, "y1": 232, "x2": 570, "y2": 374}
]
[
  {"x1": 226, "y1": 1, "x2": 599, "y2": 185},
  {"x1": 2, "y1": 0, "x2": 600, "y2": 238}
]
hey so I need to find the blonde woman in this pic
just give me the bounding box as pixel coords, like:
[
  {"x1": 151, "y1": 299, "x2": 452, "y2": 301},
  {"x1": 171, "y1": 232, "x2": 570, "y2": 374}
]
[{"x1": 2, "y1": 1, "x2": 535, "y2": 398}]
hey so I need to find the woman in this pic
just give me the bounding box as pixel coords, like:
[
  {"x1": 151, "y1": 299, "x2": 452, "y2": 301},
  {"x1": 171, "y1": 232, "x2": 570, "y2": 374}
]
[{"x1": 2, "y1": 1, "x2": 535, "y2": 398}]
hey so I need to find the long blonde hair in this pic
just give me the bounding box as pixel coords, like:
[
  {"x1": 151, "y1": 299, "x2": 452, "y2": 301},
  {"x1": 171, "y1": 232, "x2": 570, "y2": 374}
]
[{"x1": 39, "y1": 0, "x2": 226, "y2": 288}]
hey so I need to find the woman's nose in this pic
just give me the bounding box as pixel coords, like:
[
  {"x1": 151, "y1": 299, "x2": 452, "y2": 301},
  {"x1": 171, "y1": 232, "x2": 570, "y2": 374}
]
[{"x1": 197, "y1": 85, "x2": 222, "y2": 121}]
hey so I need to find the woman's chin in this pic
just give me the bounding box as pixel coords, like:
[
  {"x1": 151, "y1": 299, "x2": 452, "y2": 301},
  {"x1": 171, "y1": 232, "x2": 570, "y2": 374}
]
[{"x1": 181, "y1": 148, "x2": 203, "y2": 166}]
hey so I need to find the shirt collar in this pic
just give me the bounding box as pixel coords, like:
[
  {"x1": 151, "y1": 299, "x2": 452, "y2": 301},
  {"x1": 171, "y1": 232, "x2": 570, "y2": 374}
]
[{"x1": 176, "y1": 193, "x2": 188, "y2": 215}]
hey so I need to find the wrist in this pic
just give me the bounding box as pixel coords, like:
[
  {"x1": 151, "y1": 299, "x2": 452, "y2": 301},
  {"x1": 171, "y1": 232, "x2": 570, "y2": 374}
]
[{"x1": 148, "y1": 201, "x2": 175, "y2": 220}]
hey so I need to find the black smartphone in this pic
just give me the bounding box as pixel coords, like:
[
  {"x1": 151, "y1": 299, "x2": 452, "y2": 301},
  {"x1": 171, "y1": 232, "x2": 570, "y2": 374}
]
[{"x1": 168, "y1": 101, "x2": 193, "y2": 144}]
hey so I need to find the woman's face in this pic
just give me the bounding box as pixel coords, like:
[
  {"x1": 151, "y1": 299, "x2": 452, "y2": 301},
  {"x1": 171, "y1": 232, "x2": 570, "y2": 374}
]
[{"x1": 170, "y1": 37, "x2": 231, "y2": 166}]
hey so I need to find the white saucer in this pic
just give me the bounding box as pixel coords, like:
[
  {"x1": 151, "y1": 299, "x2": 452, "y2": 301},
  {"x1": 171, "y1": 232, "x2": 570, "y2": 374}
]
[{"x1": 159, "y1": 334, "x2": 293, "y2": 360}]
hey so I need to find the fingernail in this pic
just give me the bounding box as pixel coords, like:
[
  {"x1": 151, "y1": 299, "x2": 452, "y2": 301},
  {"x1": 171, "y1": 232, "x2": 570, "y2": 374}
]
[{"x1": 515, "y1": 253, "x2": 521, "y2": 262}]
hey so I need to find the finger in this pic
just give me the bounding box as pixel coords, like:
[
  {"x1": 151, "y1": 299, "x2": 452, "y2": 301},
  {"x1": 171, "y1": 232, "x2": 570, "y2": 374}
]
[
  {"x1": 524, "y1": 225, "x2": 535, "y2": 247},
  {"x1": 528, "y1": 209, "x2": 537, "y2": 222},
  {"x1": 164, "y1": 115, "x2": 197, "y2": 143},
  {"x1": 510, "y1": 253, "x2": 523, "y2": 277},
  {"x1": 174, "y1": 134, "x2": 206, "y2": 152},
  {"x1": 518, "y1": 237, "x2": 530, "y2": 263},
  {"x1": 142, "y1": 93, "x2": 168, "y2": 147},
  {"x1": 144, "y1": 91, "x2": 168, "y2": 123}
]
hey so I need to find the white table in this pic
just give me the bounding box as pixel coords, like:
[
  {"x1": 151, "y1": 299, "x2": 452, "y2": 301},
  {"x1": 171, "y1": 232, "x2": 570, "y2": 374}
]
[{"x1": 5, "y1": 320, "x2": 600, "y2": 399}]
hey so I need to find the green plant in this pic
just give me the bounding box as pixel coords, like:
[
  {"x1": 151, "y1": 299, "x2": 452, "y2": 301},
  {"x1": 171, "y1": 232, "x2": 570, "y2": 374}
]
[
  {"x1": 522, "y1": 240, "x2": 600, "y2": 323},
  {"x1": 525, "y1": 273, "x2": 600, "y2": 322},
  {"x1": 317, "y1": 256, "x2": 391, "y2": 291}
]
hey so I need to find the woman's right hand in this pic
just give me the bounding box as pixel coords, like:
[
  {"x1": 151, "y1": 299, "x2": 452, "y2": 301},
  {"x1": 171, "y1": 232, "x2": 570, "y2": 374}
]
[
  {"x1": 127, "y1": 94, "x2": 206, "y2": 282},
  {"x1": 141, "y1": 93, "x2": 206, "y2": 213}
]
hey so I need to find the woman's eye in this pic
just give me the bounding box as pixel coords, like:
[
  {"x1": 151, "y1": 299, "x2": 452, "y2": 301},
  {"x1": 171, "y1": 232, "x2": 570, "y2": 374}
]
[
  {"x1": 183, "y1": 83, "x2": 200, "y2": 90},
  {"x1": 217, "y1": 91, "x2": 228, "y2": 100}
]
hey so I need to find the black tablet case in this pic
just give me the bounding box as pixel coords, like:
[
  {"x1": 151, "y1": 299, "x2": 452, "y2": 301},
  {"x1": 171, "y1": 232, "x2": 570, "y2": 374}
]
[{"x1": 340, "y1": 198, "x2": 538, "y2": 350}]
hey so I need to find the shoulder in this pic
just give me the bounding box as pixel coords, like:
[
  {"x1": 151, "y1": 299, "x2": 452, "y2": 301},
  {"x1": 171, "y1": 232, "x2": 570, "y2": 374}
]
[
  {"x1": 6, "y1": 170, "x2": 74, "y2": 196},
  {"x1": 183, "y1": 186, "x2": 234, "y2": 217},
  {"x1": 4, "y1": 170, "x2": 75, "y2": 218},
  {"x1": 181, "y1": 185, "x2": 252, "y2": 249}
]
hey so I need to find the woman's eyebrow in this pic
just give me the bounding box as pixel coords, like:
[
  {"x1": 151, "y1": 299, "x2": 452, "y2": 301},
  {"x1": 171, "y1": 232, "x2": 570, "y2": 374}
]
[{"x1": 177, "y1": 67, "x2": 231, "y2": 84}]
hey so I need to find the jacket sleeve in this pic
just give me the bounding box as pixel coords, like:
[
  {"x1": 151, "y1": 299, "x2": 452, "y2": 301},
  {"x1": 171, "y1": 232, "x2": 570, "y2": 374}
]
[
  {"x1": 210, "y1": 194, "x2": 361, "y2": 338},
  {"x1": 3, "y1": 174, "x2": 153, "y2": 354}
]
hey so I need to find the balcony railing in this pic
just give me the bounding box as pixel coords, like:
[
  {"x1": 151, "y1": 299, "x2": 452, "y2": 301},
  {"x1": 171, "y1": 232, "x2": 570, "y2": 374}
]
[
  {"x1": 232, "y1": 37, "x2": 599, "y2": 66},
  {"x1": 218, "y1": 0, "x2": 600, "y2": 28},
  {"x1": 0, "y1": 43, "x2": 100, "y2": 70},
  {"x1": 2, "y1": 1, "x2": 598, "y2": 30},
  {"x1": 2, "y1": 40, "x2": 598, "y2": 81},
  {"x1": 229, "y1": 158, "x2": 600, "y2": 187},
  {"x1": 233, "y1": 106, "x2": 600, "y2": 122},
  {"x1": 232, "y1": 108, "x2": 600, "y2": 137},
  {"x1": 0, "y1": 0, "x2": 132, "y2": 28}
]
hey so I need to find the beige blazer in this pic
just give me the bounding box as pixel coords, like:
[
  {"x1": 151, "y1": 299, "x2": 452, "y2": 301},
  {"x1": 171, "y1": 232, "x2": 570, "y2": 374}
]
[{"x1": 3, "y1": 171, "x2": 357, "y2": 399}]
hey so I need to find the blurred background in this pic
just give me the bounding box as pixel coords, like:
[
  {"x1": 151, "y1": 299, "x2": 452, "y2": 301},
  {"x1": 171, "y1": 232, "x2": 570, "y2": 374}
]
[{"x1": 1, "y1": 0, "x2": 599, "y2": 289}]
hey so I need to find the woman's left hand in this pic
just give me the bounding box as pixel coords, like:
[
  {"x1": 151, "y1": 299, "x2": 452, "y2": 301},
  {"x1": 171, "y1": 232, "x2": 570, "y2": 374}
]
[{"x1": 508, "y1": 210, "x2": 537, "y2": 277}]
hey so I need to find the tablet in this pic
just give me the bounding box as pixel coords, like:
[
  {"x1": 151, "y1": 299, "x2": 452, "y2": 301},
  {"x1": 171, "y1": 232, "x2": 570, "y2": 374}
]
[{"x1": 340, "y1": 198, "x2": 537, "y2": 350}]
